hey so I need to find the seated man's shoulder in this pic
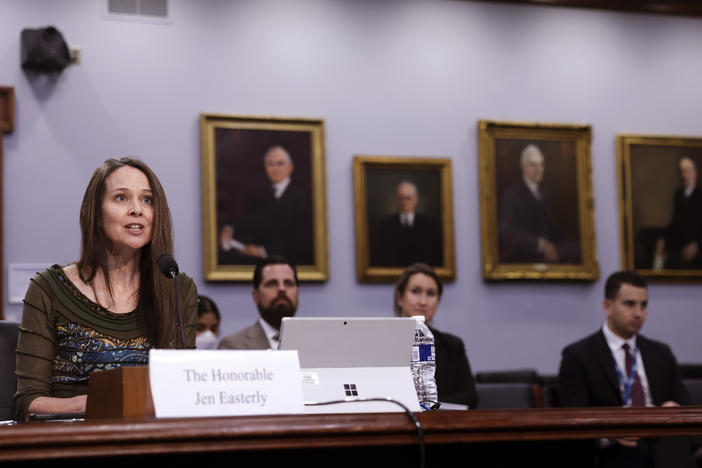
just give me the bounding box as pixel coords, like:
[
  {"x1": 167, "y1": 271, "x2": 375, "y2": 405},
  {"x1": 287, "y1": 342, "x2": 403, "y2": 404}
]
[
  {"x1": 431, "y1": 328, "x2": 466, "y2": 349},
  {"x1": 561, "y1": 330, "x2": 602, "y2": 356},
  {"x1": 638, "y1": 334, "x2": 675, "y2": 356},
  {"x1": 217, "y1": 322, "x2": 260, "y2": 350}
]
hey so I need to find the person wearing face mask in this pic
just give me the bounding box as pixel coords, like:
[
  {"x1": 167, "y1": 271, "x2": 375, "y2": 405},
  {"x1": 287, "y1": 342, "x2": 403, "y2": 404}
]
[
  {"x1": 196, "y1": 295, "x2": 221, "y2": 350},
  {"x1": 394, "y1": 263, "x2": 478, "y2": 409},
  {"x1": 218, "y1": 256, "x2": 298, "y2": 350}
]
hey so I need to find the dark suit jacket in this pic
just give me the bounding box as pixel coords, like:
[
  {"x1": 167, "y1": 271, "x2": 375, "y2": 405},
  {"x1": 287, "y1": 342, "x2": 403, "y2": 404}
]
[
  {"x1": 371, "y1": 213, "x2": 443, "y2": 267},
  {"x1": 558, "y1": 329, "x2": 694, "y2": 468},
  {"x1": 431, "y1": 327, "x2": 478, "y2": 409},
  {"x1": 220, "y1": 181, "x2": 314, "y2": 266},
  {"x1": 217, "y1": 321, "x2": 270, "y2": 350},
  {"x1": 665, "y1": 186, "x2": 702, "y2": 269},
  {"x1": 499, "y1": 179, "x2": 574, "y2": 263},
  {"x1": 558, "y1": 329, "x2": 690, "y2": 408}
]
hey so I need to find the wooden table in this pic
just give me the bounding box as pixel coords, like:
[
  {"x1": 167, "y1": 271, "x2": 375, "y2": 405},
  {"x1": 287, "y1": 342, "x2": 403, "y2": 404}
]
[{"x1": 2, "y1": 407, "x2": 701, "y2": 466}]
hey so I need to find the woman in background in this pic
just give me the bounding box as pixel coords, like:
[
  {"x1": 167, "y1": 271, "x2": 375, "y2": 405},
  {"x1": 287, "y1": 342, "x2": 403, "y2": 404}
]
[
  {"x1": 196, "y1": 295, "x2": 221, "y2": 349},
  {"x1": 394, "y1": 263, "x2": 478, "y2": 409},
  {"x1": 15, "y1": 157, "x2": 197, "y2": 421}
]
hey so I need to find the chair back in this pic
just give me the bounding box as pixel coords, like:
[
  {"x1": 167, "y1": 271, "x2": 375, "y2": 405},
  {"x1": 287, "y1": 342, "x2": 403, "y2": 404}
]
[
  {"x1": 475, "y1": 382, "x2": 538, "y2": 409},
  {"x1": 475, "y1": 369, "x2": 541, "y2": 384},
  {"x1": 0, "y1": 321, "x2": 20, "y2": 421},
  {"x1": 683, "y1": 379, "x2": 702, "y2": 406}
]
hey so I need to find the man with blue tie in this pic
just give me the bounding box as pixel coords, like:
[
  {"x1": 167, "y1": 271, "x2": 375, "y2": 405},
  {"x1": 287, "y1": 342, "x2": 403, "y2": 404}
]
[{"x1": 558, "y1": 270, "x2": 695, "y2": 468}]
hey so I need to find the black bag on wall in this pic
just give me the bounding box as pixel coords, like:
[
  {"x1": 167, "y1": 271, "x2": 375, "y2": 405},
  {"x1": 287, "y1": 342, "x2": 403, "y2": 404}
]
[{"x1": 20, "y1": 26, "x2": 70, "y2": 72}]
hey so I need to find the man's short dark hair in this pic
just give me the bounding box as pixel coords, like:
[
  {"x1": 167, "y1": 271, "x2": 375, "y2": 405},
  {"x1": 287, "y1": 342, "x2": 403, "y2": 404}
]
[
  {"x1": 252, "y1": 256, "x2": 298, "y2": 289},
  {"x1": 604, "y1": 270, "x2": 647, "y2": 300}
]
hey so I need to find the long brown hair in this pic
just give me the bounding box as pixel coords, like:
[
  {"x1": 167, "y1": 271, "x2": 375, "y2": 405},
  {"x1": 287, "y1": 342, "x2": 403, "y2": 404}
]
[
  {"x1": 393, "y1": 263, "x2": 443, "y2": 316},
  {"x1": 77, "y1": 157, "x2": 176, "y2": 347}
]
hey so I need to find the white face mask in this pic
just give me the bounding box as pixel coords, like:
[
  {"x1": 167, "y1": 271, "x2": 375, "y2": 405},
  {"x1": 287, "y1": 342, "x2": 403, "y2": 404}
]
[{"x1": 196, "y1": 330, "x2": 218, "y2": 349}]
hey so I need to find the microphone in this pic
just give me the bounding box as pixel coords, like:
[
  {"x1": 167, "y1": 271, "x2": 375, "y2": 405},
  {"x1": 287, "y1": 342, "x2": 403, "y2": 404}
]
[
  {"x1": 157, "y1": 254, "x2": 186, "y2": 349},
  {"x1": 157, "y1": 253, "x2": 179, "y2": 278}
]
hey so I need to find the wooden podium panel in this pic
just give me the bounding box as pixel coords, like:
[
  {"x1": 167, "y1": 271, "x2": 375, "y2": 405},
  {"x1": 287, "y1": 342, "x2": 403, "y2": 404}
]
[
  {"x1": 85, "y1": 367, "x2": 154, "y2": 419},
  {"x1": 2, "y1": 407, "x2": 702, "y2": 463}
]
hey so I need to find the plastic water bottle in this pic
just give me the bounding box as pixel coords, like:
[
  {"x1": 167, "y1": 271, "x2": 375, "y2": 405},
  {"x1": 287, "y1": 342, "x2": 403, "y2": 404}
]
[{"x1": 410, "y1": 315, "x2": 439, "y2": 410}]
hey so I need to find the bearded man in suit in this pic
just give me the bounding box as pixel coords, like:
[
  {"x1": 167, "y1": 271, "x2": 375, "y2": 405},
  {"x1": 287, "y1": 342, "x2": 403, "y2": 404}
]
[{"x1": 218, "y1": 257, "x2": 298, "y2": 350}]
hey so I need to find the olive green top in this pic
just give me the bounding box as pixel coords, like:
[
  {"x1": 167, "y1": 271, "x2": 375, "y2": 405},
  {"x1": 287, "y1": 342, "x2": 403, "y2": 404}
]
[{"x1": 15, "y1": 265, "x2": 197, "y2": 421}]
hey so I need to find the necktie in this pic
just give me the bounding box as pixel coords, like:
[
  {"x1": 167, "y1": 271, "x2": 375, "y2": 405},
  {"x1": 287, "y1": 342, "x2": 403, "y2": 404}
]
[{"x1": 622, "y1": 343, "x2": 645, "y2": 407}]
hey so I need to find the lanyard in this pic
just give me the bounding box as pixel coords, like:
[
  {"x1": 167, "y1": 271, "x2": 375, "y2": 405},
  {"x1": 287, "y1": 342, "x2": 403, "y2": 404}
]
[{"x1": 613, "y1": 346, "x2": 639, "y2": 406}]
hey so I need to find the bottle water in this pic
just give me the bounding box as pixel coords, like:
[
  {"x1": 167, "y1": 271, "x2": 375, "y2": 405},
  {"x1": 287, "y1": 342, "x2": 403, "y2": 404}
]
[{"x1": 410, "y1": 315, "x2": 439, "y2": 410}]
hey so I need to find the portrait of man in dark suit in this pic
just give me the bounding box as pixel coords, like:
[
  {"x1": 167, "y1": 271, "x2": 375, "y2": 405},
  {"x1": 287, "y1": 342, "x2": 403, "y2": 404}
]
[
  {"x1": 620, "y1": 135, "x2": 702, "y2": 278},
  {"x1": 354, "y1": 156, "x2": 454, "y2": 282},
  {"x1": 479, "y1": 121, "x2": 597, "y2": 280},
  {"x1": 497, "y1": 141, "x2": 581, "y2": 264},
  {"x1": 202, "y1": 114, "x2": 327, "y2": 282},
  {"x1": 218, "y1": 144, "x2": 313, "y2": 266},
  {"x1": 210, "y1": 123, "x2": 319, "y2": 271},
  {"x1": 652, "y1": 156, "x2": 702, "y2": 270},
  {"x1": 370, "y1": 180, "x2": 443, "y2": 267}
]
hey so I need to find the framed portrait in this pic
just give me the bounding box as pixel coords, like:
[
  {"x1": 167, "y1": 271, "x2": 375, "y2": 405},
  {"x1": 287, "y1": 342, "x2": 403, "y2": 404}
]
[
  {"x1": 478, "y1": 120, "x2": 598, "y2": 281},
  {"x1": 200, "y1": 113, "x2": 328, "y2": 282},
  {"x1": 353, "y1": 156, "x2": 455, "y2": 283},
  {"x1": 618, "y1": 134, "x2": 702, "y2": 280},
  {"x1": 0, "y1": 86, "x2": 14, "y2": 133}
]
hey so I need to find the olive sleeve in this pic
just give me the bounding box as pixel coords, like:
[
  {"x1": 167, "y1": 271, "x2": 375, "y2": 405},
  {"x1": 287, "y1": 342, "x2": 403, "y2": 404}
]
[{"x1": 15, "y1": 275, "x2": 58, "y2": 421}]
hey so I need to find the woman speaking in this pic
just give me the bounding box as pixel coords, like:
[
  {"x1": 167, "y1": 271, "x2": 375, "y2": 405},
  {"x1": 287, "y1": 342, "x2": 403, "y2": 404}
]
[{"x1": 15, "y1": 158, "x2": 197, "y2": 421}]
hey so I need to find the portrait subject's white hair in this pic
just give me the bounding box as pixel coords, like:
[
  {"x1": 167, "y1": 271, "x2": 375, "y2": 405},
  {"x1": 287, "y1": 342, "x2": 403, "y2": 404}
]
[
  {"x1": 520, "y1": 144, "x2": 544, "y2": 165},
  {"x1": 263, "y1": 145, "x2": 293, "y2": 164},
  {"x1": 679, "y1": 156, "x2": 697, "y2": 171},
  {"x1": 396, "y1": 179, "x2": 418, "y2": 196}
]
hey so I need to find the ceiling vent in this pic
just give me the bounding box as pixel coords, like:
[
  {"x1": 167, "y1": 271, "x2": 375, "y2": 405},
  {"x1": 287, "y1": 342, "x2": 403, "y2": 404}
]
[{"x1": 106, "y1": 0, "x2": 169, "y2": 22}]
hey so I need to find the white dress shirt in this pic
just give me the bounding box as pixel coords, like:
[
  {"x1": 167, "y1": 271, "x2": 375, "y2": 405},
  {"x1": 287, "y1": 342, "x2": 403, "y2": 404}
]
[
  {"x1": 602, "y1": 323, "x2": 653, "y2": 407},
  {"x1": 399, "y1": 212, "x2": 415, "y2": 227},
  {"x1": 523, "y1": 177, "x2": 541, "y2": 200},
  {"x1": 258, "y1": 317, "x2": 280, "y2": 350},
  {"x1": 272, "y1": 178, "x2": 291, "y2": 199},
  {"x1": 684, "y1": 184, "x2": 696, "y2": 198}
]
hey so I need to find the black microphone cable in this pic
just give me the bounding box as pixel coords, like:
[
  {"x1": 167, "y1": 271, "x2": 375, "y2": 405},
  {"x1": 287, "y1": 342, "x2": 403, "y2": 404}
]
[{"x1": 304, "y1": 397, "x2": 425, "y2": 468}]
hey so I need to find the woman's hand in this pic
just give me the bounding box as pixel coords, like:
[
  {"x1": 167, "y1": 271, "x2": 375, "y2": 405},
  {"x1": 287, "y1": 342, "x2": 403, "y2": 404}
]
[{"x1": 27, "y1": 395, "x2": 87, "y2": 415}]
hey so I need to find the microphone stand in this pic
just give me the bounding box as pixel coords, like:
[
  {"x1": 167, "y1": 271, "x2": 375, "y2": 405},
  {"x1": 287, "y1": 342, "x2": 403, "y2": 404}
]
[{"x1": 168, "y1": 270, "x2": 187, "y2": 349}]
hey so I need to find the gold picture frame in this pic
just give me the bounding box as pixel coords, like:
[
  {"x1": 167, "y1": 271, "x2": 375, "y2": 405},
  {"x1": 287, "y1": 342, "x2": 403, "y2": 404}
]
[
  {"x1": 353, "y1": 155, "x2": 455, "y2": 283},
  {"x1": 200, "y1": 113, "x2": 328, "y2": 282},
  {"x1": 0, "y1": 86, "x2": 14, "y2": 133},
  {"x1": 618, "y1": 134, "x2": 702, "y2": 280},
  {"x1": 478, "y1": 120, "x2": 598, "y2": 281}
]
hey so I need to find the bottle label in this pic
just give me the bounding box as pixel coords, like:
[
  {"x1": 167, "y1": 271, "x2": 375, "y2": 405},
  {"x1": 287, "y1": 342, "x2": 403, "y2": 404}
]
[{"x1": 411, "y1": 344, "x2": 435, "y2": 362}]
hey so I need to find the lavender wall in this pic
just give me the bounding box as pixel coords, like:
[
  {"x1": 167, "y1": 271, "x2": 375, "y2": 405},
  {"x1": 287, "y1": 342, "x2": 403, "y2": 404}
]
[{"x1": 1, "y1": 0, "x2": 700, "y2": 373}]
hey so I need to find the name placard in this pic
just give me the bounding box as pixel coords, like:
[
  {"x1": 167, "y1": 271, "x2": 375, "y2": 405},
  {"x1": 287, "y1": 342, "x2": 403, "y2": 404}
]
[{"x1": 149, "y1": 349, "x2": 304, "y2": 417}]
